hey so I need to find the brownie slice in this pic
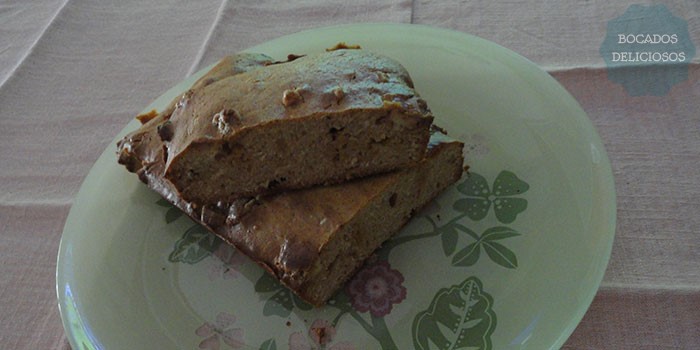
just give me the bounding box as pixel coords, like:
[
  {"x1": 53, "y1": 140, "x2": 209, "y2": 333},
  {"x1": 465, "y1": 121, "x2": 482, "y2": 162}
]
[{"x1": 117, "y1": 49, "x2": 433, "y2": 205}]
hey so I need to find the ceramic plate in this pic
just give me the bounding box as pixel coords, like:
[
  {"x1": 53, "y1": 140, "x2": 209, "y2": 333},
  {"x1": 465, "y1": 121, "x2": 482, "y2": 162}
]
[{"x1": 57, "y1": 23, "x2": 616, "y2": 350}]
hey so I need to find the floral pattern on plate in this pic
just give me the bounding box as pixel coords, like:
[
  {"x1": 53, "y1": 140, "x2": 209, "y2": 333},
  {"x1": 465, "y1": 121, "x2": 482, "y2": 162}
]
[
  {"x1": 165, "y1": 170, "x2": 529, "y2": 349},
  {"x1": 195, "y1": 312, "x2": 245, "y2": 350}
]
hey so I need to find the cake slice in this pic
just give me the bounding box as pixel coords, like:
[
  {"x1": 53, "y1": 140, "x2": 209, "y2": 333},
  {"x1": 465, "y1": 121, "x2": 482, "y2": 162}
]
[
  {"x1": 117, "y1": 49, "x2": 433, "y2": 205},
  {"x1": 142, "y1": 130, "x2": 464, "y2": 306}
]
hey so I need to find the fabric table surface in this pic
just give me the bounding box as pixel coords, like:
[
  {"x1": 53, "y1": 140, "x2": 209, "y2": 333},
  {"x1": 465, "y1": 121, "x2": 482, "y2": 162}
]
[{"x1": 1, "y1": 1, "x2": 698, "y2": 349}]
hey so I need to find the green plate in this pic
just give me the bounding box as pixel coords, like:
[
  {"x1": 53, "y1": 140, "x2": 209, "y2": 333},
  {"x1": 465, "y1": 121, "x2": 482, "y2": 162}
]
[{"x1": 57, "y1": 23, "x2": 616, "y2": 350}]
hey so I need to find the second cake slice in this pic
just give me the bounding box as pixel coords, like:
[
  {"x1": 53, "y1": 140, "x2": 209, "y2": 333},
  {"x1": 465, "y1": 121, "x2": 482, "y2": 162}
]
[{"x1": 144, "y1": 130, "x2": 464, "y2": 306}]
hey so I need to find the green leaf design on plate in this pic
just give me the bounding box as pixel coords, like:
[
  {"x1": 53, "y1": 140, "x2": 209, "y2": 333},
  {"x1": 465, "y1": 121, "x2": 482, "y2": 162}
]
[
  {"x1": 457, "y1": 172, "x2": 490, "y2": 197},
  {"x1": 328, "y1": 290, "x2": 353, "y2": 313},
  {"x1": 263, "y1": 288, "x2": 295, "y2": 317},
  {"x1": 454, "y1": 171, "x2": 529, "y2": 224},
  {"x1": 441, "y1": 224, "x2": 459, "y2": 256},
  {"x1": 491, "y1": 171, "x2": 528, "y2": 224},
  {"x1": 452, "y1": 242, "x2": 480, "y2": 267},
  {"x1": 482, "y1": 241, "x2": 518, "y2": 269},
  {"x1": 412, "y1": 276, "x2": 496, "y2": 350},
  {"x1": 493, "y1": 197, "x2": 528, "y2": 224},
  {"x1": 455, "y1": 172, "x2": 491, "y2": 221},
  {"x1": 254, "y1": 272, "x2": 281, "y2": 293},
  {"x1": 492, "y1": 171, "x2": 529, "y2": 196},
  {"x1": 453, "y1": 198, "x2": 491, "y2": 221},
  {"x1": 261, "y1": 288, "x2": 312, "y2": 317},
  {"x1": 257, "y1": 272, "x2": 312, "y2": 317},
  {"x1": 258, "y1": 338, "x2": 276, "y2": 350},
  {"x1": 167, "y1": 224, "x2": 221, "y2": 264},
  {"x1": 165, "y1": 207, "x2": 183, "y2": 224},
  {"x1": 480, "y1": 226, "x2": 521, "y2": 241},
  {"x1": 451, "y1": 227, "x2": 520, "y2": 268},
  {"x1": 155, "y1": 198, "x2": 184, "y2": 223}
]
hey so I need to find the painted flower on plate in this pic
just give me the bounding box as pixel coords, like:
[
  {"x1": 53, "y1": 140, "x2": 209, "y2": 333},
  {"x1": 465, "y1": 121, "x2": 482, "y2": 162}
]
[
  {"x1": 346, "y1": 260, "x2": 406, "y2": 317},
  {"x1": 454, "y1": 170, "x2": 529, "y2": 224},
  {"x1": 289, "y1": 319, "x2": 355, "y2": 350},
  {"x1": 195, "y1": 312, "x2": 244, "y2": 349}
]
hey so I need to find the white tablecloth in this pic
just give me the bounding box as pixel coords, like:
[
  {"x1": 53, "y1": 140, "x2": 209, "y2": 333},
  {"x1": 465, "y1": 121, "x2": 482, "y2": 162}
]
[{"x1": 1, "y1": 1, "x2": 698, "y2": 349}]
